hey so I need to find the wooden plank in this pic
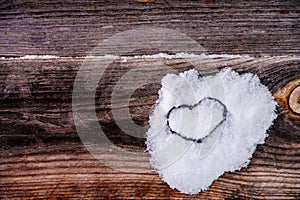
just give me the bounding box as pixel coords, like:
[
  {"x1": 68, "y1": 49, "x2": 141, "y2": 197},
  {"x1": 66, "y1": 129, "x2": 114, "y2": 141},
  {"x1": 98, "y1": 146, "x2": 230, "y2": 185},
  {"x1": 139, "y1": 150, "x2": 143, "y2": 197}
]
[
  {"x1": 0, "y1": 56, "x2": 300, "y2": 198},
  {"x1": 1, "y1": 140, "x2": 300, "y2": 199},
  {"x1": 1, "y1": 56, "x2": 299, "y2": 146},
  {"x1": 0, "y1": 0, "x2": 299, "y2": 57}
]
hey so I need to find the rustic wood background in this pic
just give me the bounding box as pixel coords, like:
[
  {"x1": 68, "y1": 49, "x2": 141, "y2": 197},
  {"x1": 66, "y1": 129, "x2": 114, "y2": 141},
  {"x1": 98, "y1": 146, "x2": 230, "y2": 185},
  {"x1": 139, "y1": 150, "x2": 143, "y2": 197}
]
[{"x1": 1, "y1": 0, "x2": 300, "y2": 199}]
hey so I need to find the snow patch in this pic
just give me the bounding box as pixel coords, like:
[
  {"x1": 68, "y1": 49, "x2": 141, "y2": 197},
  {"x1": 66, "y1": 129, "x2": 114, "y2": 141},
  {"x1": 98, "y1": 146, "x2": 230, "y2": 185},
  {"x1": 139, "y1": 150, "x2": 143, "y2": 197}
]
[
  {"x1": 146, "y1": 68, "x2": 277, "y2": 194},
  {"x1": 0, "y1": 53, "x2": 251, "y2": 60}
]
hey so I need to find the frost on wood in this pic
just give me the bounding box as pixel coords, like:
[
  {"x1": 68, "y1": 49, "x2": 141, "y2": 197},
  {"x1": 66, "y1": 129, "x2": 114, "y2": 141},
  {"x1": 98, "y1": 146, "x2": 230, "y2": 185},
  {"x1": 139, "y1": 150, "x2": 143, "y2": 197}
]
[
  {"x1": 0, "y1": 53, "x2": 251, "y2": 60},
  {"x1": 146, "y1": 68, "x2": 277, "y2": 194}
]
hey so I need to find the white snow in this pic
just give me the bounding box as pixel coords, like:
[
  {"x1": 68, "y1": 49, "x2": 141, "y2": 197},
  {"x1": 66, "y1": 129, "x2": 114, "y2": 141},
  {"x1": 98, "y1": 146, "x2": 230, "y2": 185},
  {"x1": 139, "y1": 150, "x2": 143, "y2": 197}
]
[
  {"x1": 128, "y1": 53, "x2": 251, "y2": 59},
  {"x1": 168, "y1": 97, "x2": 226, "y2": 141},
  {"x1": 0, "y1": 53, "x2": 251, "y2": 60},
  {"x1": 146, "y1": 68, "x2": 277, "y2": 194}
]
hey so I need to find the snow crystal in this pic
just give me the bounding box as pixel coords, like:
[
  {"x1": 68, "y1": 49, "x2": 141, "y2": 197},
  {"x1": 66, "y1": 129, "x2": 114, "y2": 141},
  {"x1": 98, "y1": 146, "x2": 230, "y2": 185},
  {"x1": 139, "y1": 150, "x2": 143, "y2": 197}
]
[{"x1": 146, "y1": 68, "x2": 277, "y2": 194}]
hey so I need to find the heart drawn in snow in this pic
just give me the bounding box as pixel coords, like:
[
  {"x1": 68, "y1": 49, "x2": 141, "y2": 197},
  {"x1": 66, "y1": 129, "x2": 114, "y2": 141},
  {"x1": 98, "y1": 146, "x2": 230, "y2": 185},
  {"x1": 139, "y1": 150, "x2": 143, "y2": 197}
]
[
  {"x1": 147, "y1": 68, "x2": 278, "y2": 194},
  {"x1": 166, "y1": 97, "x2": 227, "y2": 143}
]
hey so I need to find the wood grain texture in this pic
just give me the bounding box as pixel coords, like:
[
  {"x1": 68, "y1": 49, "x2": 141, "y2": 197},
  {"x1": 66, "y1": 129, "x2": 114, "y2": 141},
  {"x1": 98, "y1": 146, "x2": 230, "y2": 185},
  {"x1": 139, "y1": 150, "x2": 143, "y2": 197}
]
[
  {"x1": 0, "y1": 0, "x2": 300, "y2": 57},
  {"x1": 1, "y1": 0, "x2": 300, "y2": 198},
  {"x1": 1, "y1": 138, "x2": 300, "y2": 199},
  {"x1": 0, "y1": 56, "x2": 300, "y2": 199}
]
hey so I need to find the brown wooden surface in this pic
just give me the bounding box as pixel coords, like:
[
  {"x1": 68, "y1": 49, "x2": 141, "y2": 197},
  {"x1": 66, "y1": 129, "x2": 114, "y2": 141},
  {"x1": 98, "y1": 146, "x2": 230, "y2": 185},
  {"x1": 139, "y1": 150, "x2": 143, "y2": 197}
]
[
  {"x1": 1, "y1": 56, "x2": 300, "y2": 199},
  {"x1": 1, "y1": 0, "x2": 300, "y2": 199},
  {"x1": 0, "y1": 0, "x2": 300, "y2": 57}
]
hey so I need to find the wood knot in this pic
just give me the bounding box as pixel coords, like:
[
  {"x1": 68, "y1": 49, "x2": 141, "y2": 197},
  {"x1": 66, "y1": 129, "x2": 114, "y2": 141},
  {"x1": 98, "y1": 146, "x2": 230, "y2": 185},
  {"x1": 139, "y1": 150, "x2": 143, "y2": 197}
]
[
  {"x1": 274, "y1": 79, "x2": 300, "y2": 118},
  {"x1": 289, "y1": 86, "x2": 300, "y2": 114}
]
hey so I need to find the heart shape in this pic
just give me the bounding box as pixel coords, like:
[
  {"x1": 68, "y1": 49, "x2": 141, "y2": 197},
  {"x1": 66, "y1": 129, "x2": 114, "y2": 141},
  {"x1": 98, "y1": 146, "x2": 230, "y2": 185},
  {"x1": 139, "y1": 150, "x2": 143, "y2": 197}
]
[{"x1": 166, "y1": 97, "x2": 227, "y2": 143}]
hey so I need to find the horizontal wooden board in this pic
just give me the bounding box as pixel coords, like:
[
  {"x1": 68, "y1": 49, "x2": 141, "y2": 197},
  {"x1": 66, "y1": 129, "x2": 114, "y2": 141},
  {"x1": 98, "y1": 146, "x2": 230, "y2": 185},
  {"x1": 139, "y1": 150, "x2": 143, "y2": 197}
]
[
  {"x1": 0, "y1": 139, "x2": 300, "y2": 199},
  {"x1": 0, "y1": 0, "x2": 300, "y2": 57},
  {"x1": 0, "y1": 56, "x2": 300, "y2": 198}
]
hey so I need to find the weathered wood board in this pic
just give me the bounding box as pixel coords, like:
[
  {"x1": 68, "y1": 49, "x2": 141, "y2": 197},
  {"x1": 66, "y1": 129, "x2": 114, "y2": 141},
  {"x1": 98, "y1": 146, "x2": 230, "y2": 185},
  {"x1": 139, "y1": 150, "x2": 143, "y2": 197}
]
[
  {"x1": 1, "y1": 56, "x2": 300, "y2": 199},
  {"x1": 0, "y1": 0, "x2": 299, "y2": 57},
  {"x1": 1, "y1": 0, "x2": 300, "y2": 199}
]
